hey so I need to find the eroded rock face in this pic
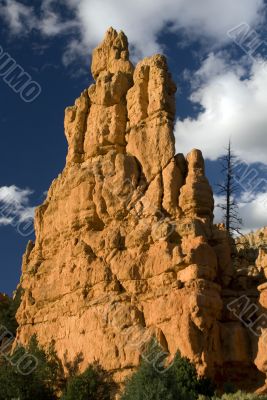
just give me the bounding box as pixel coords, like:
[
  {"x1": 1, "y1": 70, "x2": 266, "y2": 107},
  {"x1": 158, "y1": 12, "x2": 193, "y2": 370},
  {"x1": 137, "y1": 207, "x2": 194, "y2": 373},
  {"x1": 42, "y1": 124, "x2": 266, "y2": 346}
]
[
  {"x1": 231, "y1": 227, "x2": 267, "y2": 392},
  {"x1": 15, "y1": 29, "x2": 267, "y2": 395}
]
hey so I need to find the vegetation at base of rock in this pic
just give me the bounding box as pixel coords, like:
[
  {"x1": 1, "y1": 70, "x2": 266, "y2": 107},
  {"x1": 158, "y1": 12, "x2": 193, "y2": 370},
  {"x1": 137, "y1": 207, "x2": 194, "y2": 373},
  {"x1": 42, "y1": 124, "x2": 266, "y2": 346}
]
[
  {"x1": 198, "y1": 392, "x2": 267, "y2": 399},
  {"x1": 0, "y1": 335, "x2": 115, "y2": 400},
  {"x1": 1, "y1": 335, "x2": 267, "y2": 399},
  {"x1": 0, "y1": 336, "x2": 58, "y2": 400},
  {"x1": 0, "y1": 290, "x2": 21, "y2": 335},
  {"x1": 121, "y1": 342, "x2": 215, "y2": 400},
  {"x1": 61, "y1": 363, "x2": 112, "y2": 400}
]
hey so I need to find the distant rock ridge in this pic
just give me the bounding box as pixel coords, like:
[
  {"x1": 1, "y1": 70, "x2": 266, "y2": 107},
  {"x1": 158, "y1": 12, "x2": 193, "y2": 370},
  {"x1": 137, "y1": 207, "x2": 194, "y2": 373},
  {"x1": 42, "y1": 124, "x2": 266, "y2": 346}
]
[{"x1": 15, "y1": 28, "x2": 267, "y2": 396}]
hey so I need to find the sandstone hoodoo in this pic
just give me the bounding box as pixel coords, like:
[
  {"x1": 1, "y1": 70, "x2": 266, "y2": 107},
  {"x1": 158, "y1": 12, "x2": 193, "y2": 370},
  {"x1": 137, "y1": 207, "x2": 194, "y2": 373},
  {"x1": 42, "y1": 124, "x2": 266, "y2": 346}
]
[{"x1": 15, "y1": 28, "x2": 267, "y2": 394}]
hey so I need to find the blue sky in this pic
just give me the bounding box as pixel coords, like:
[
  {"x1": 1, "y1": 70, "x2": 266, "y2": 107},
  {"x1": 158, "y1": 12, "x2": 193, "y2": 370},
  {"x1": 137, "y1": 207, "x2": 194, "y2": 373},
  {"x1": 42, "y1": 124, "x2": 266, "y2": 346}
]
[{"x1": 0, "y1": 0, "x2": 267, "y2": 295}]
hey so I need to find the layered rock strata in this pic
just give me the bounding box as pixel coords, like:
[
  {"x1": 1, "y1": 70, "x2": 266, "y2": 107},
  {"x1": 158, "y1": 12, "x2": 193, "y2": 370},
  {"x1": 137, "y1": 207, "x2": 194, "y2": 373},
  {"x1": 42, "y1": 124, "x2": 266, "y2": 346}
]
[{"x1": 15, "y1": 29, "x2": 267, "y2": 394}]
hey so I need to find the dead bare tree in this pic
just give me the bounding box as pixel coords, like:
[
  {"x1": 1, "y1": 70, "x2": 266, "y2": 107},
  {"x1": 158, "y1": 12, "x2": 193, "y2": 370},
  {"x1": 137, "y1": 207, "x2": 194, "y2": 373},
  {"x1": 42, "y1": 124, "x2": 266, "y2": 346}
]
[{"x1": 217, "y1": 141, "x2": 242, "y2": 236}]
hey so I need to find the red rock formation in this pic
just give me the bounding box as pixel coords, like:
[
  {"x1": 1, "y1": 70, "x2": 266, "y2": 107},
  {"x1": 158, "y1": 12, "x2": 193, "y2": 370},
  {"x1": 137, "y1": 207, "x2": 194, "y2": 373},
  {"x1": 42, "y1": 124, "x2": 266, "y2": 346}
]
[{"x1": 15, "y1": 29, "x2": 267, "y2": 395}]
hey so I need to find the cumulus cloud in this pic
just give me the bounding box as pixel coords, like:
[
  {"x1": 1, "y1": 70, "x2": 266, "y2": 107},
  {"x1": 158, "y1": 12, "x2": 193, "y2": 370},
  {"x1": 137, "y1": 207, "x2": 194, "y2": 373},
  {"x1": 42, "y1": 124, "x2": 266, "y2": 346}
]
[
  {"x1": 175, "y1": 54, "x2": 267, "y2": 165},
  {"x1": 0, "y1": 0, "x2": 77, "y2": 37},
  {"x1": 59, "y1": 0, "x2": 266, "y2": 58},
  {"x1": 238, "y1": 192, "x2": 267, "y2": 233},
  {"x1": 0, "y1": 216, "x2": 13, "y2": 225},
  {"x1": 0, "y1": 185, "x2": 35, "y2": 228},
  {"x1": 214, "y1": 191, "x2": 267, "y2": 234},
  {"x1": 1, "y1": 0, "x2": 266, "y2": 234},
  {"x1": 0, "y1": 0, "x2": 265, "y2": 59},
  {"x1": 38, "y1": 0, "x2": 78, "y2": 36},
  {"x1": 0, "y1": 0, "x2": 36, "y2": 34}
]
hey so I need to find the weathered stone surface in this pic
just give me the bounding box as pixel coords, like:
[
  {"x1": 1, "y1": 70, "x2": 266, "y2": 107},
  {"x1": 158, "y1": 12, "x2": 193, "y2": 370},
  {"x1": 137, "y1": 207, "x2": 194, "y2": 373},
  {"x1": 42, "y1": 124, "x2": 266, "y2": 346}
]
[
  {"x1": 126, "y1": 54, "x2": 176, "y2": 182},
  {"x1": 91, "y1": 27, "x2": 134, "y2": 80},
  {"x1": 15, "y1": 29, "x2": 267, "y2": 396},
  {"x1": 179, "y1": 149, "x2": 214, "y2": 219}
]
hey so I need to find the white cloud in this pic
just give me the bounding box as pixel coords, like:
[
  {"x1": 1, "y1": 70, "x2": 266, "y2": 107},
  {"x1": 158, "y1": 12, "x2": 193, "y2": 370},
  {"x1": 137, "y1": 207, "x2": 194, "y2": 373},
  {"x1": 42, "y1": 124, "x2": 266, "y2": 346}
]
[
  {"x1": 175, "y1": 55, "x2": 267, "y2": 165},
  {"x1": 0, "y1": 185, "x2": 31, "y2": 204},
  {"x1": 0, "y1": 185, "x2": 35, "y2": 227},
  {"x1": 38, "y1": 0, "x2": 78, "y2": 36},
  {"x1": 0, "y1": 216, "x2": 13, "y2": 225},
  {"x1": 214, "y1": 191, "x2": 267, "y2": 234},
  {"x1": 66, "y1": 0, "x2": 265, "y2": 59},
  {"x1": 238, "y1": 192, "x2": 267, "y2": 233},
  {"x1": 0, "y1": 0, "x2": 265, "y2": 60},
  {"x1": 62, "y1": 39, "x2": 88, "y2": 66},
  {"x1": 0, "y1": 0, "x2": 36, "y2": 34},
  {"x1": 0, "y1": 0, "x2": 76, "y2": 37}
]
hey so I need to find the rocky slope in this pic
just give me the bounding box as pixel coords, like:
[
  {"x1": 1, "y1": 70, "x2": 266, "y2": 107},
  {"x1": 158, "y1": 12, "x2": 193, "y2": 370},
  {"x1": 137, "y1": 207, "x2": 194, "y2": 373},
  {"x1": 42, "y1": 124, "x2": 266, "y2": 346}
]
[{"x1": 15, "y1": 28, "x2": 267, "y2": 395}]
